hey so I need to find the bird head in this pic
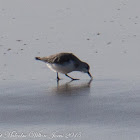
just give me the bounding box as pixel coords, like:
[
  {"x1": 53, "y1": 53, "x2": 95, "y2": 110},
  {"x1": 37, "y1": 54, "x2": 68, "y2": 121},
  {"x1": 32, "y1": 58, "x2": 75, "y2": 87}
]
[{"x1": 80, "y1": 62, "x2": 93, "y2": 79}]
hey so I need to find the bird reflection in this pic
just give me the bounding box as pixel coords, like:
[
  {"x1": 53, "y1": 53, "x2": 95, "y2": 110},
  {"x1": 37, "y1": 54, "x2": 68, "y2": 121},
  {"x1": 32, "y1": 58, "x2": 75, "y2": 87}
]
[{"x1": 52, "y1": 79, "x2": 93, "y2": 95}]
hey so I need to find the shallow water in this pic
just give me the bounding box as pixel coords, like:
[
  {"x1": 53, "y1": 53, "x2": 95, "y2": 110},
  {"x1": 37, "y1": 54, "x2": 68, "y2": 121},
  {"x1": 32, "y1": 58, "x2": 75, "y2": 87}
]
[{"x1": 0, "y1": 79, "x2": 140, "y2": 140}]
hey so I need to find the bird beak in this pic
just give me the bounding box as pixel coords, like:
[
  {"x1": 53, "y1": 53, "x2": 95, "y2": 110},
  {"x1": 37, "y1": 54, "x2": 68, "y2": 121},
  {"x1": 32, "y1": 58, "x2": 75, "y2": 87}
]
[{"x1": 87, "y1": 72, "x2": 93, "y2": 79}]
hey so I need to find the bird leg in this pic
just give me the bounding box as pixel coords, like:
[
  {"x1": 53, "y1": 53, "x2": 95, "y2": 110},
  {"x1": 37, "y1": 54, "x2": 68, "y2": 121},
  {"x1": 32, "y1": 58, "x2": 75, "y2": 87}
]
[
  {"x1": 65, "y1": 74, "x2": 79, "y2": 81},
  {"x1": 57, "y1": 72, "x2": 61, "y2": 81}
]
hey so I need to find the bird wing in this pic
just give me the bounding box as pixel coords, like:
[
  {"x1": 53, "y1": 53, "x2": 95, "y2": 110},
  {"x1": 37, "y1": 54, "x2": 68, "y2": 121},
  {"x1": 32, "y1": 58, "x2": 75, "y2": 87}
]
[
  {"x1": 35, "y1": 53, "x2": 81, "y2": 68},
  {"x1": 53, "y1": 53, "x2": 80, "y2": 65}
]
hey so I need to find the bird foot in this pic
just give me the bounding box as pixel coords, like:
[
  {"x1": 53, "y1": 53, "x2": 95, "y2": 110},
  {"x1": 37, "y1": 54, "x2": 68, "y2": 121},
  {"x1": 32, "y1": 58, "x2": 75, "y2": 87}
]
[{"x1": 71, "y1": 78, "x2": 79, "y2": 81}]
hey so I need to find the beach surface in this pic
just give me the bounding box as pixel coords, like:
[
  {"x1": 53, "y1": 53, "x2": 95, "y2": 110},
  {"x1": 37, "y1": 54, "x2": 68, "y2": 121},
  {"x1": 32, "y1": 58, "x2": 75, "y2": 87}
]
[{"x1": 0, "y1": 0, "x2": 140, "y2": 139}]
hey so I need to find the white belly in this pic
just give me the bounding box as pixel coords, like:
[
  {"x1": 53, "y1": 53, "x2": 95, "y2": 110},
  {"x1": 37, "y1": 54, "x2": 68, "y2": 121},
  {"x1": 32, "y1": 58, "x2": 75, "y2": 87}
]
[{"x1": 47, "y1": 61, "x2": 75, "y2": 74}]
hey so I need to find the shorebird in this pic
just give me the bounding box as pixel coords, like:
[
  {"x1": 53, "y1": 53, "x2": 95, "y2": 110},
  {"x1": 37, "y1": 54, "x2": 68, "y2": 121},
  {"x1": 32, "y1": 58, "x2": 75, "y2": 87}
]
[{"x1": 35, "y1": 52, "x2": 92, "y2": 81}]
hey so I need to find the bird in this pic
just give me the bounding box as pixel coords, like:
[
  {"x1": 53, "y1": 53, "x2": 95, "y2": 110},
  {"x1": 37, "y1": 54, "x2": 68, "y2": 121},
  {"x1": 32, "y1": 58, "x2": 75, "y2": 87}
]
[{"x1": 35, "y1": 52, "x2": 92, "y2": 81}]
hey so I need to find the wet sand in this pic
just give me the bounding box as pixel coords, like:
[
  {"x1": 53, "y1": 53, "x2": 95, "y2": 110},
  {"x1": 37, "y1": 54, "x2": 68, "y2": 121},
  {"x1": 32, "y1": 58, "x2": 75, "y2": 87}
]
[
  {"x1": 0, "y1": 0, "x2": 140, "y2": 139},
  {"x1": 0, "y1": 79, "x2": 140, "y2": 140}
]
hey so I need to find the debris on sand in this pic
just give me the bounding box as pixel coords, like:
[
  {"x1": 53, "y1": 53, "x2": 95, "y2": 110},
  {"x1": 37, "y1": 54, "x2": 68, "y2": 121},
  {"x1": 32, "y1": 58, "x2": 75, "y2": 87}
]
[
  {"x1": 16, "y1": 40, "x2": 22, "y2": 42},
  {"x1": 123, "y1": 50, "x2": 127, "y2": 54},
  {"x1": 7, "y1": 48, "x2": 11, "y2": 51},
  {"x1": 107, "y1": 42, "x2": 111, "y2": 45}
]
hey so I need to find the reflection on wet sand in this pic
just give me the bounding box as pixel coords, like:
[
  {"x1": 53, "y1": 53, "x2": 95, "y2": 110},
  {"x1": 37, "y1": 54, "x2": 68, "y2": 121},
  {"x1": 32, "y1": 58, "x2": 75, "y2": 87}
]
[{"x1": 52, "y1": 79, "x2": 93, "y2": 95}]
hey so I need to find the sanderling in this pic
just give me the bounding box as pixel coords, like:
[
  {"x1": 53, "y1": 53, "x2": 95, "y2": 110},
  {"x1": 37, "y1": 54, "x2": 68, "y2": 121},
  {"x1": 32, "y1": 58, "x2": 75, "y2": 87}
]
[{"x1": 35, "y1": 52, "x2": 92, "y2": 81}]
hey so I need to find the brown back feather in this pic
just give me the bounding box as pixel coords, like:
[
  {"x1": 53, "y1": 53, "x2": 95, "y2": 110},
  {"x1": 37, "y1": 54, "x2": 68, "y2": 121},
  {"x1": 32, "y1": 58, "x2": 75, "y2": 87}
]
[{"x1": 36, "y1": 53, "x2": 81, "y2": 67}]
